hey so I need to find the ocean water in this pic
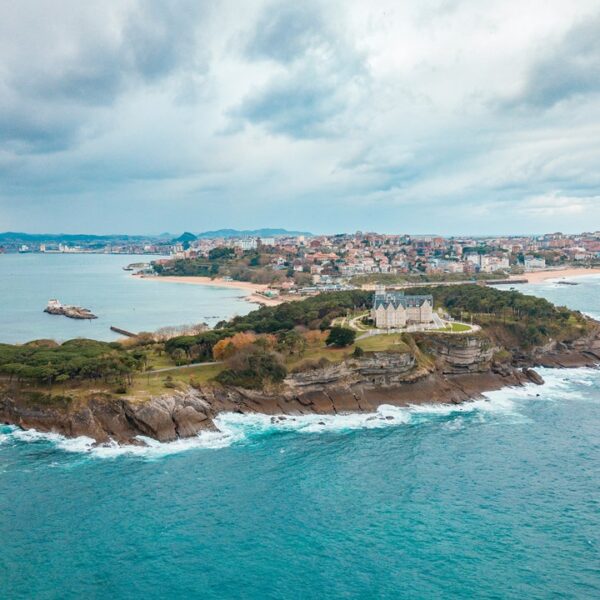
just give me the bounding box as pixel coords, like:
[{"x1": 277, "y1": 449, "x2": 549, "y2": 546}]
[
  {"x1": 1, "y1": 278, "x2": 600, "y2": 598},
  {"x1": 0, "y1": 253, "x2": 254, "y2": 343},
  {"x1": 497, "y1": 274, "x2": 600, "y2": 321}
]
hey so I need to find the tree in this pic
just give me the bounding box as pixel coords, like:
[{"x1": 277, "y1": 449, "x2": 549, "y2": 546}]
[
  {"x1": 277, "y1": 330, "x2": 307, "y2": 356},
  {"x1": 212, "y1": 332, "x2": 257, "y2": 360},
  {"x1": 352, "y1": 346, "x2": 365, "y2": 358},
  {"x1": 171, "y1": 348, "x2": 188, "y2": 366},
  {"x1": 326, "y1": 327, "x2": 356, "y2": 347},
  {"x1": 216, "y1": 345, "x2": 287, "y2": 389}
]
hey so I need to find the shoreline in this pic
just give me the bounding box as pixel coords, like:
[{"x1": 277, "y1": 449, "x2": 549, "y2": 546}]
[
  {"x1": 511, "y1": 267, "x2": 600, "y2": 284},
  {"x1": 135, "y1": 274, "x2": 290, "y2": 306},
  {"x1": 0, "y1": 360, "x2": 595, "y2": 446},
  {"x1": 134, "y1": 274, "x2": 270, "y2": 292}
]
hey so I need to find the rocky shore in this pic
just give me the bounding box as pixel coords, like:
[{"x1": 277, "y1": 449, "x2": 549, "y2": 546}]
[{"x1": 2, "y1": 325, "x2": 600, "y2": 445}]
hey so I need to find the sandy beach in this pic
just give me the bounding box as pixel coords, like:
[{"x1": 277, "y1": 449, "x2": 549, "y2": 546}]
[
  {"x1": 136, "y1": 274, "x2": 270, "y2": 292},
  {"x1": 135, "y1": 274, "x2": 288, "y2": 306},
  {"x1": 511, "y1": 268, "x2": 600, "y2": 284}
]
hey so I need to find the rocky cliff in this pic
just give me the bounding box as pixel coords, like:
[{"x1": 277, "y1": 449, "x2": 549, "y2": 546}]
[{"x1": 2, "y1": 329, "x2": 599, "y2": 445}]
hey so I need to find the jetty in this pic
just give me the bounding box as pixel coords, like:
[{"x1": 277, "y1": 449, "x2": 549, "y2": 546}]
[
  {"x1": 44, "y1": 299, "x2": 97, "y2": 320},
  {"x1": 110, "y1": 326, "x2": 138, "y2": 338}
]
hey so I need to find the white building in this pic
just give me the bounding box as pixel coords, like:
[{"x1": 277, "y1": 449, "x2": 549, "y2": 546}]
[
  {"x1": 481, "y1": 256, "x2": 510, "y2": 273},
  {"x1": 524, "y1": 256, "x2": 546, "y2": 270},
  {"x1": 236, "y1": 238, "x2": 258, "y2": 251},
  {"x1": 371, "y1": 288, "x2": 434, "y2": 329}
]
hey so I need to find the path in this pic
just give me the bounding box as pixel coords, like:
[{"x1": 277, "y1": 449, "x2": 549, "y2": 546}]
[{"x1": 147, "y1": 361, "x2": 221, "y2": 374}]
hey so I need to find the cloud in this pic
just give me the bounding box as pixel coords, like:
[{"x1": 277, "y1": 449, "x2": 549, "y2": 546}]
[
  {"x1": 0, "y1": 0, "x2": 207, "y2": 151},
  {"x1": 1, "y1": 0, "x2": 600, "y2": 235},
  {"x1": 507, "y1": 12, "x2": 600, "y2": 108},
  {"x1": 518, "y1": 192, "x2": 600, "y2": 217},
  {"x1": 233, "y1": 0, "x2": 368, "y2": 138},
  {"x1": 245, "y1": 2, "x2": 326, "y2": 64}
]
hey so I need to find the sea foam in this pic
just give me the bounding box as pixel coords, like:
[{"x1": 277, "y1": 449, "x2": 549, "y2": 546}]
[{"x1": 1, "y1": 366, "x2": 598, "y2": 459}]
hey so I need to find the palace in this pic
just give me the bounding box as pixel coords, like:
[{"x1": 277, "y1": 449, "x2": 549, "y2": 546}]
[{"x1": 371, "y1": 288, "x2": 433, "y2": 329}]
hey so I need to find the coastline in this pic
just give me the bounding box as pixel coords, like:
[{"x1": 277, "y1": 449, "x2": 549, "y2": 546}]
[
  {"x1": 3, "y1": 324, "x2": 600, "y2": 445},
  {"x1": 135, "y1": 274, "x2": 269, "y2": 292},
  {"x1": 511, "y1": 267, "x2": 600, "y2": 284},
  {"x1": 0, "y1": 361, "x2": 592, "y2": 447},
  {"x1": 135, "y1": 274, "x2": 289, "y2": 306}
]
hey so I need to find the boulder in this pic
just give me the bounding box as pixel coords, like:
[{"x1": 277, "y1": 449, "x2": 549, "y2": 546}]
[{"x1": 522, "y1": 368, "x2": 545, "y2": 386}]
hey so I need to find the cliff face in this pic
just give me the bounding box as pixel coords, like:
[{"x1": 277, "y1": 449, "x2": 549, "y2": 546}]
[
  {"x1": 2, "y1": 329, "x2": 599, "y2": 445},
  {"x1": 421, "y1": 335, "x2": 495, "y2": 374}
]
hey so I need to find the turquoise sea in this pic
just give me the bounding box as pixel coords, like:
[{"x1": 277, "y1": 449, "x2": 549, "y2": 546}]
[
  {"x1": 1, "y1": 274, "x2": 600, "y2": 599},
  {"x1": 0, "y1": 253, "x2": 254, "y2": 343}
]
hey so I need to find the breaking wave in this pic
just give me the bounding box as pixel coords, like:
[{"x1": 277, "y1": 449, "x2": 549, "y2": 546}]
[{"x1": 1, "y1": 367, "x2": 598, "y2": 459}]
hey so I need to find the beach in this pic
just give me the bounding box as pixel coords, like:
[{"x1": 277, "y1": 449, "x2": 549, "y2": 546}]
[
  {"x1": 512, "y1": 267, "x2": 600, "y2": 284},
  {"x1": 136, "y1": 274, "x2": 289, "y2": 306},
  {"x1": 136, "y1": 274, "x2": 270, "y2": 291}
]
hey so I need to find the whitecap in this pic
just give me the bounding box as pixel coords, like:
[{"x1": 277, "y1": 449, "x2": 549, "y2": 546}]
[{"x1": 3, "y1": 365, "x2": 600, "y2": 458}]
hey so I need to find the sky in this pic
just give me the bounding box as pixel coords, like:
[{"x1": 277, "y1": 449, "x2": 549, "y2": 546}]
[{"x1": 1, "y1": 0, "x2": 599, "y2": 236}]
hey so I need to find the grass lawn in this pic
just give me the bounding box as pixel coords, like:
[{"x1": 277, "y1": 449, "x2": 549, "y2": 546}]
[
  {"x1": 434, "y1": 322, "x2": 472, "y2": 333},
  {"x1": 128, "y1": 363, "x2": 224, "y2": 401},
  {"x1": 356, "y1": 334, "x2": 410, "y2": 353}
]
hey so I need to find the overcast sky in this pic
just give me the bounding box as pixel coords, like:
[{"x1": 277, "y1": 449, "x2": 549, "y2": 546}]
[{"x1": 1, "y1": 0, "x2": 599, "y2": 235}]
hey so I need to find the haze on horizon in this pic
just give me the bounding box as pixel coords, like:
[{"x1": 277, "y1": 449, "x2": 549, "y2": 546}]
[{"x1": 1, "y1": 0, "x2": 599, "y2": 236}]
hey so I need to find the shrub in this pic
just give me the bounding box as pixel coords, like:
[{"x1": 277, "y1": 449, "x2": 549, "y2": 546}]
[
  {"x1": 326, "y1": 327, "x2": 356, "y2": 348},
  {"x1": 216, "y1": 346, "x2": 287, "y2": 389},
  {"x1": 352, "y1": 346, "x2": 365, "y2": 358},
  {"x1": 212, "y1": 332, "x2": 257, "y2": 361},
  {"x1": 163, "y1": 375, "x2": 176, "y2": 389}
]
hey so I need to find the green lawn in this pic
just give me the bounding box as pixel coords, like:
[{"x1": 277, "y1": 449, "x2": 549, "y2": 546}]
[
  {"x1": 129, "y1": 363, "x2": 224, "y2": 400},
  {"x1": 356, "y1": 334, "x2": 410, "y2": 353},
  {"x1": 434, "y1": 322, "x2": 472, "y2": 333}
]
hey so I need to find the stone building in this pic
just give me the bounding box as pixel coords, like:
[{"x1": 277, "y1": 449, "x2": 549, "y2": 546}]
[{"x1": 371, "y1": 288, "x2": 433, "y2": 329}]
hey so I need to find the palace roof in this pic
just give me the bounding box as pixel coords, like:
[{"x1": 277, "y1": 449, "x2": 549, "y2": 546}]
[{"x1": 373, "y1": 290, "x2": 433, "y2": 310}]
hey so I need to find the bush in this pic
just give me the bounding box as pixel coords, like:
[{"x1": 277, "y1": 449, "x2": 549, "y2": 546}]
[
  {"x1": 216, "y1": 346, "x2": 287, "y2": 389},
  {"x1": 326, "y1": 327, "x2": 356, "y2": 348},
  {"x1": 352, "y1": 346, "x2": 365, "y2": 358},
  {"x1": 163, "y1": 375, "x2": 176, "y2": 389}
]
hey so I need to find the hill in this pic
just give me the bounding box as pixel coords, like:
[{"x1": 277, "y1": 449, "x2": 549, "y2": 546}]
[{"x1": 194, "y1": 228, "x2": 312, "y2": 238}]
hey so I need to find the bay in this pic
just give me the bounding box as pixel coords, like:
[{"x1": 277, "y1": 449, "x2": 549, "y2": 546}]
[{"x1": 0, "y1": 253, "x2": 254, "y2": 344}]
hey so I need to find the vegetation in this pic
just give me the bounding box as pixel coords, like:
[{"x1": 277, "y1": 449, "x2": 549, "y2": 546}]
[
  {"x1": 351, "y1": 271, "x2": 508, "y2": 286},
  {"x1": 216, "y1": 346, "x2": 287, "y2": 389},
  {"x1": 1, "y1": 285, "x2": 592, "y2": 394},
  {"x1": 0, "y1": 339, "x2": 142, "y2": 385},
  {"x1": 326, "y1": 327, "x2": 356, "y2": 347},
  {"x1": 355, "y1": 334, "x2": 410, "y2": 353},
  {"x1": 221, "y1": 290, "x2": 372, "y2": 333},
  {"x1": 152, "y1": 249, "x2": 290, "y2": 285},
  {"x1": 412, "y1": 284, "x2": 591, "y2": 347}
]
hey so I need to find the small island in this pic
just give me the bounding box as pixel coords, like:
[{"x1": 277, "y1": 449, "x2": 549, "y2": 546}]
[{"x1": 44, "y1": 299, "x2": 97, "y2": 320}]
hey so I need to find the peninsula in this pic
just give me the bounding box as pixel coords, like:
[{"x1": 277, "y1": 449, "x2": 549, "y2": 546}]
[{"x1": 2, "y1": 285, "x2": 599, "y2": 444}]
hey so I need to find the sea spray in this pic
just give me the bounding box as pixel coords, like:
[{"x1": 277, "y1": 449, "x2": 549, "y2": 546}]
[{"x1": 2, "y1": 367, "x2": 598, "y2": 460}]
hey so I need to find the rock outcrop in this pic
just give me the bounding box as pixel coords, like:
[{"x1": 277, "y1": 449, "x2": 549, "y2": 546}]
[{"x1": 2, "y1": 329, "x2": 599, "y2": 445}]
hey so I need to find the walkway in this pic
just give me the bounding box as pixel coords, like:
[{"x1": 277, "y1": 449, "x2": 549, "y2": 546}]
[{"x1": 147, "y1": 361, "x2": 221, "y2": 374}]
